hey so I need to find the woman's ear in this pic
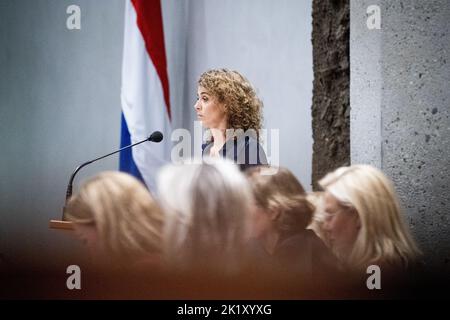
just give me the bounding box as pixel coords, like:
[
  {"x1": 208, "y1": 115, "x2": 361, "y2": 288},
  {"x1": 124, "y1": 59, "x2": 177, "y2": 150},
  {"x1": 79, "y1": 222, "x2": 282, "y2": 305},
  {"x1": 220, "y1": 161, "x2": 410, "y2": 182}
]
[
  {"x1": 352, "y1": 208, "x2": 361, "y2": 229},
  {"x1": 269, "y1": 209, "x2": 280, "y2": 221},
  {"x1": 74, "y1": 223, "x2": 98, "y2": 249}
]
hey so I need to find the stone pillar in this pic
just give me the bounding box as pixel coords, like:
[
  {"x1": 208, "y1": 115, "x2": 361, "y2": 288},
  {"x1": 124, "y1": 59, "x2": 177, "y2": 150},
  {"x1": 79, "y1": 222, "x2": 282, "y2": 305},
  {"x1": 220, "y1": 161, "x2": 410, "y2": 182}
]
[
  {"x1": 311, "y1": 0, "x2": 350, "y2": 189},
  {"x1": 351, "y1": 0, "x2": 450, "y2": 268}
]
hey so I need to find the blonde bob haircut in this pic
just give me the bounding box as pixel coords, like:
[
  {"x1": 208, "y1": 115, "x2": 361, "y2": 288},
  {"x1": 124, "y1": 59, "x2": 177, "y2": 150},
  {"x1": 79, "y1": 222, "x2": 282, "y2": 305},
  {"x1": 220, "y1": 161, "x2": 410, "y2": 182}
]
[
  {"x1": 156, "y1": 158, "x2": 253, "y2": 272},
  {"x1": 66, "y1": 171, "x2": 163, "y2": 260},
  {"x1": 319, "y1": 165, "x2": 421, "y2": 270},
  {"x1": 245, "y1": 166, "x2": 315, "y2": 234}
]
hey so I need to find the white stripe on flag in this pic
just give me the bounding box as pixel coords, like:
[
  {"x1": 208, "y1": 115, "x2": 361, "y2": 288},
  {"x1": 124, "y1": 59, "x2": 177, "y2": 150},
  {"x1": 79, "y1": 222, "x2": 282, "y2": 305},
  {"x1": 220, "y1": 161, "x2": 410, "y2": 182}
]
[{"x1": 120, "y1": 0, "x2": 171, "y2": 192}]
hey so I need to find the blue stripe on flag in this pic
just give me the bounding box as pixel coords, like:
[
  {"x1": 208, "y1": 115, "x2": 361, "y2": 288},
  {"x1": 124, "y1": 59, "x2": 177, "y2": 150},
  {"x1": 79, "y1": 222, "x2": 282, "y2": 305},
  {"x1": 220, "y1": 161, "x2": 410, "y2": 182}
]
[{"x1": 119, "y1": 113, "x2": 145, "y2": 185}]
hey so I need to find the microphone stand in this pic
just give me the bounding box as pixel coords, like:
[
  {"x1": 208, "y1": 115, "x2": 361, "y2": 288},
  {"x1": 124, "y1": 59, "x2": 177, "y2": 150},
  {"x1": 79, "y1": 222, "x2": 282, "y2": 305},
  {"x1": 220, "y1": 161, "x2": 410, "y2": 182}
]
[
  {"x1": 65, "y1": 138, "x2": 151, "y2": 205},
  {"x1": 59, "y1": 132, "x2": 162, "y2": 221}
]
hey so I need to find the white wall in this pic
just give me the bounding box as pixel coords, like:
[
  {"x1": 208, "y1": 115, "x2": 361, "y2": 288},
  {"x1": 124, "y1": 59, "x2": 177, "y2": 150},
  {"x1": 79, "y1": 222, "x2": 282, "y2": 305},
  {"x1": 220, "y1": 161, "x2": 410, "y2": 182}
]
[{"x1": 0, "y1": 0, "x2": 125, "y2": 270}]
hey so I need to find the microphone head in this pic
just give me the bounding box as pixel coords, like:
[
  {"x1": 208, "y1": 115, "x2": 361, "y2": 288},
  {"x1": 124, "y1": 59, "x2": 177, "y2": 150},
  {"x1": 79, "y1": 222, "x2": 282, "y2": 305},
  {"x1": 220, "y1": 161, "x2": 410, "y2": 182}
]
[{"x1": 148, "y1": 131, "x2": 163, "y2": 143}]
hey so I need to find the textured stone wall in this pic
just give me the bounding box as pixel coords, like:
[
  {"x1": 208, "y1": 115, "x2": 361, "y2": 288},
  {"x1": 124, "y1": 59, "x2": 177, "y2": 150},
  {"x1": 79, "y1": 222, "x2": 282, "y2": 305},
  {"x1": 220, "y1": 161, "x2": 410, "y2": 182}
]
[
  {"x1": 311, "y1": 0, "x2": 350, "y2": 189},
  {"x1": 351, "y1": 0, "x2": 450, "y2": 269}
]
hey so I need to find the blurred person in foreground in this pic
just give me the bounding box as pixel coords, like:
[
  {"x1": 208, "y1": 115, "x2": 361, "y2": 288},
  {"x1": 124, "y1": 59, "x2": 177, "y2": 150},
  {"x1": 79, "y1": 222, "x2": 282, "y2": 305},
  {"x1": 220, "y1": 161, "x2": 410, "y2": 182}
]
[
  {"x1": 156, "y1": 157, "x2": 253, "y2": 275},
  {"x1": 66, "y1": 171, "x2": 164, "y2": 271},
  {"x1": 245, "y1": 166, "x2": 338, "y2": 281},
  {"x1": 306, "y1": 191, "x2": 331, "y2": 248},
  {"x1": 318, "y1": 164, "x2": 422, "y2": 285}
]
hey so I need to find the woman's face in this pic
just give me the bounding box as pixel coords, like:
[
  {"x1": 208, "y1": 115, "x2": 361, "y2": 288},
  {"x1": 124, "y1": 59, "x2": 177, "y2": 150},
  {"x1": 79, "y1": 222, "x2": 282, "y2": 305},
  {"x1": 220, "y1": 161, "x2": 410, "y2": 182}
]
[
  {"x1": 194, "y1": 86, "x2": 227, "y2": 129},
  {"x1": 250, "y1": 204, "x2": 276, "y2": 239},
  {"x1": 73, "y1": 223, "x2": 115, "y2": 266},
  {"x1": 73, "y1": 223, "x2": 99, "y2": 254},
  {"x1": 322, "y1": 192, "x2": 360, "y2": 258}
]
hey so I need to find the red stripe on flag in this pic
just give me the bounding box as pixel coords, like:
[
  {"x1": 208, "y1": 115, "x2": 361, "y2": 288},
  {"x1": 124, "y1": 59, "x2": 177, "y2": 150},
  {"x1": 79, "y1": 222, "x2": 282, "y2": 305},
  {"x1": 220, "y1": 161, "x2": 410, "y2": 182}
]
[{"x1": 131, "y1": 0, "x2": 171, "y2": 120}]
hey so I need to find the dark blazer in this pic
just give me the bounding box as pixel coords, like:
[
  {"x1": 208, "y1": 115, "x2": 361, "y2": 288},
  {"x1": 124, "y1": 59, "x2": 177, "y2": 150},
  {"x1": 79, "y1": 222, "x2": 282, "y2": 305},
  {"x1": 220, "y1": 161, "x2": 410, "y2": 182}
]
[
  {"x1": 247, "y1": 230, "x2": 339, "y2": 280},
  {"x1": 202, "y1": 133, "x2": 267, "y2": 171}
]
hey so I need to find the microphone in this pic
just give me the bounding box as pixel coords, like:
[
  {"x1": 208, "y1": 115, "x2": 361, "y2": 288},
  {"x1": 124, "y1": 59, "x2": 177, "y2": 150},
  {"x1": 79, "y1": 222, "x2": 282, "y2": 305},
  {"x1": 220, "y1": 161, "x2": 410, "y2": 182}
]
[
  {"x1": 62, "y1": 131, "x2": 163, "y2": 219},
  {"x1": 148, "y1": 130, "x2": 163, "y2": 143}
]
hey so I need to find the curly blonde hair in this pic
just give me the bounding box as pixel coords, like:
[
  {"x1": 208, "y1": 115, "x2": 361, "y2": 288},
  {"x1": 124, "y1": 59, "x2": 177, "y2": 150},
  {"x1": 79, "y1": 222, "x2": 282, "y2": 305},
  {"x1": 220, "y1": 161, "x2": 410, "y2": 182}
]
[{"x1": 198, "y1": 69, "x2": 263, "y2": 134}]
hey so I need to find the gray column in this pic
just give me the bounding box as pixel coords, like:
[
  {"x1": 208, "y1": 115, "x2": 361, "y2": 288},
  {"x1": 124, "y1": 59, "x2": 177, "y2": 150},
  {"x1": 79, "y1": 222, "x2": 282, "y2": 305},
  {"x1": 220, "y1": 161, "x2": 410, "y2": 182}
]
[{"x1": 351, "y1": 0, "x2": 450, "y2": 268}]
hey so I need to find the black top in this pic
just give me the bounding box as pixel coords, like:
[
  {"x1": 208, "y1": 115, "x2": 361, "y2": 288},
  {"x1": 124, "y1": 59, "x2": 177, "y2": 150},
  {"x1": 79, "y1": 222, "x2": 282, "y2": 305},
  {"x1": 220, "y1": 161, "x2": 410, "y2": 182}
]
[{"x1": 202, "y1": 133, "x2": 268, "y2": 171}]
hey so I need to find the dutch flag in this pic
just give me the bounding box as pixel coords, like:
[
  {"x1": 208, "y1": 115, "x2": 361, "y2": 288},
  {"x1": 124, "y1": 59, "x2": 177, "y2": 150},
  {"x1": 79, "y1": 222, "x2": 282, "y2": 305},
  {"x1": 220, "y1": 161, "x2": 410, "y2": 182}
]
[{"x1": 120, "y1": 0, "x2": 171, "y2": 192}]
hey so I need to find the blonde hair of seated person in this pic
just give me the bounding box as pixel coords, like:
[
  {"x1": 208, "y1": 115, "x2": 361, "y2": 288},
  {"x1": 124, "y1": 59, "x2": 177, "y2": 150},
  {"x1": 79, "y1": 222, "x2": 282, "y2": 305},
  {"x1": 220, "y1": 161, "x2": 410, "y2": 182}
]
[
  {"x1": 66, "y1": 171, "x2": 163, "y2": 265},
  {"x1": 319, "y1": 165, "x2": 421, "y2": 272},
  {"x1": 245, "y1": 166, "x2": 315, "y2": 246},
  {"x1": 306, "y1": 192, "x2": 331, "y2": 248},
  {"x1": 156, "y1": 158, "x2": 253, "y2": 273}
]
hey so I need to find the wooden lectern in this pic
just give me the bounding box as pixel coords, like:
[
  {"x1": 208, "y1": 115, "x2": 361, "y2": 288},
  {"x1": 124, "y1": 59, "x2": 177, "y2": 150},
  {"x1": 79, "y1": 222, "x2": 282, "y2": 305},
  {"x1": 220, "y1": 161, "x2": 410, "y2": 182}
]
[
  {"x1": 49, "y1": 219, "x2": 74, "y2": 230},
  {"x1": 49, "y1": 202, "x2": 74, "y2": 230}
]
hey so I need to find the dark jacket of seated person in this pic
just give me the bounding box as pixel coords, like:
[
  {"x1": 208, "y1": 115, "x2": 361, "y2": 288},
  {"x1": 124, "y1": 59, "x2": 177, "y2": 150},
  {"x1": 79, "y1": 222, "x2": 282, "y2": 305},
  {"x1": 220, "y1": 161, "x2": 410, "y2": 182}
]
[{"x1": 247, "y1": 229, "x2": 339, "y2": 281}]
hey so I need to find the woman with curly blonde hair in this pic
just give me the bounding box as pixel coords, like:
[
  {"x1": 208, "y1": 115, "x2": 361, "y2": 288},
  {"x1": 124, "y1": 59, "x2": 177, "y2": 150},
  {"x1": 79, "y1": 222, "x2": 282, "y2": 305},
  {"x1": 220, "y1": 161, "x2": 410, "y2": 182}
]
[{"x1": 194, "y1": 68, "x2": 267, "y2": 170}]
